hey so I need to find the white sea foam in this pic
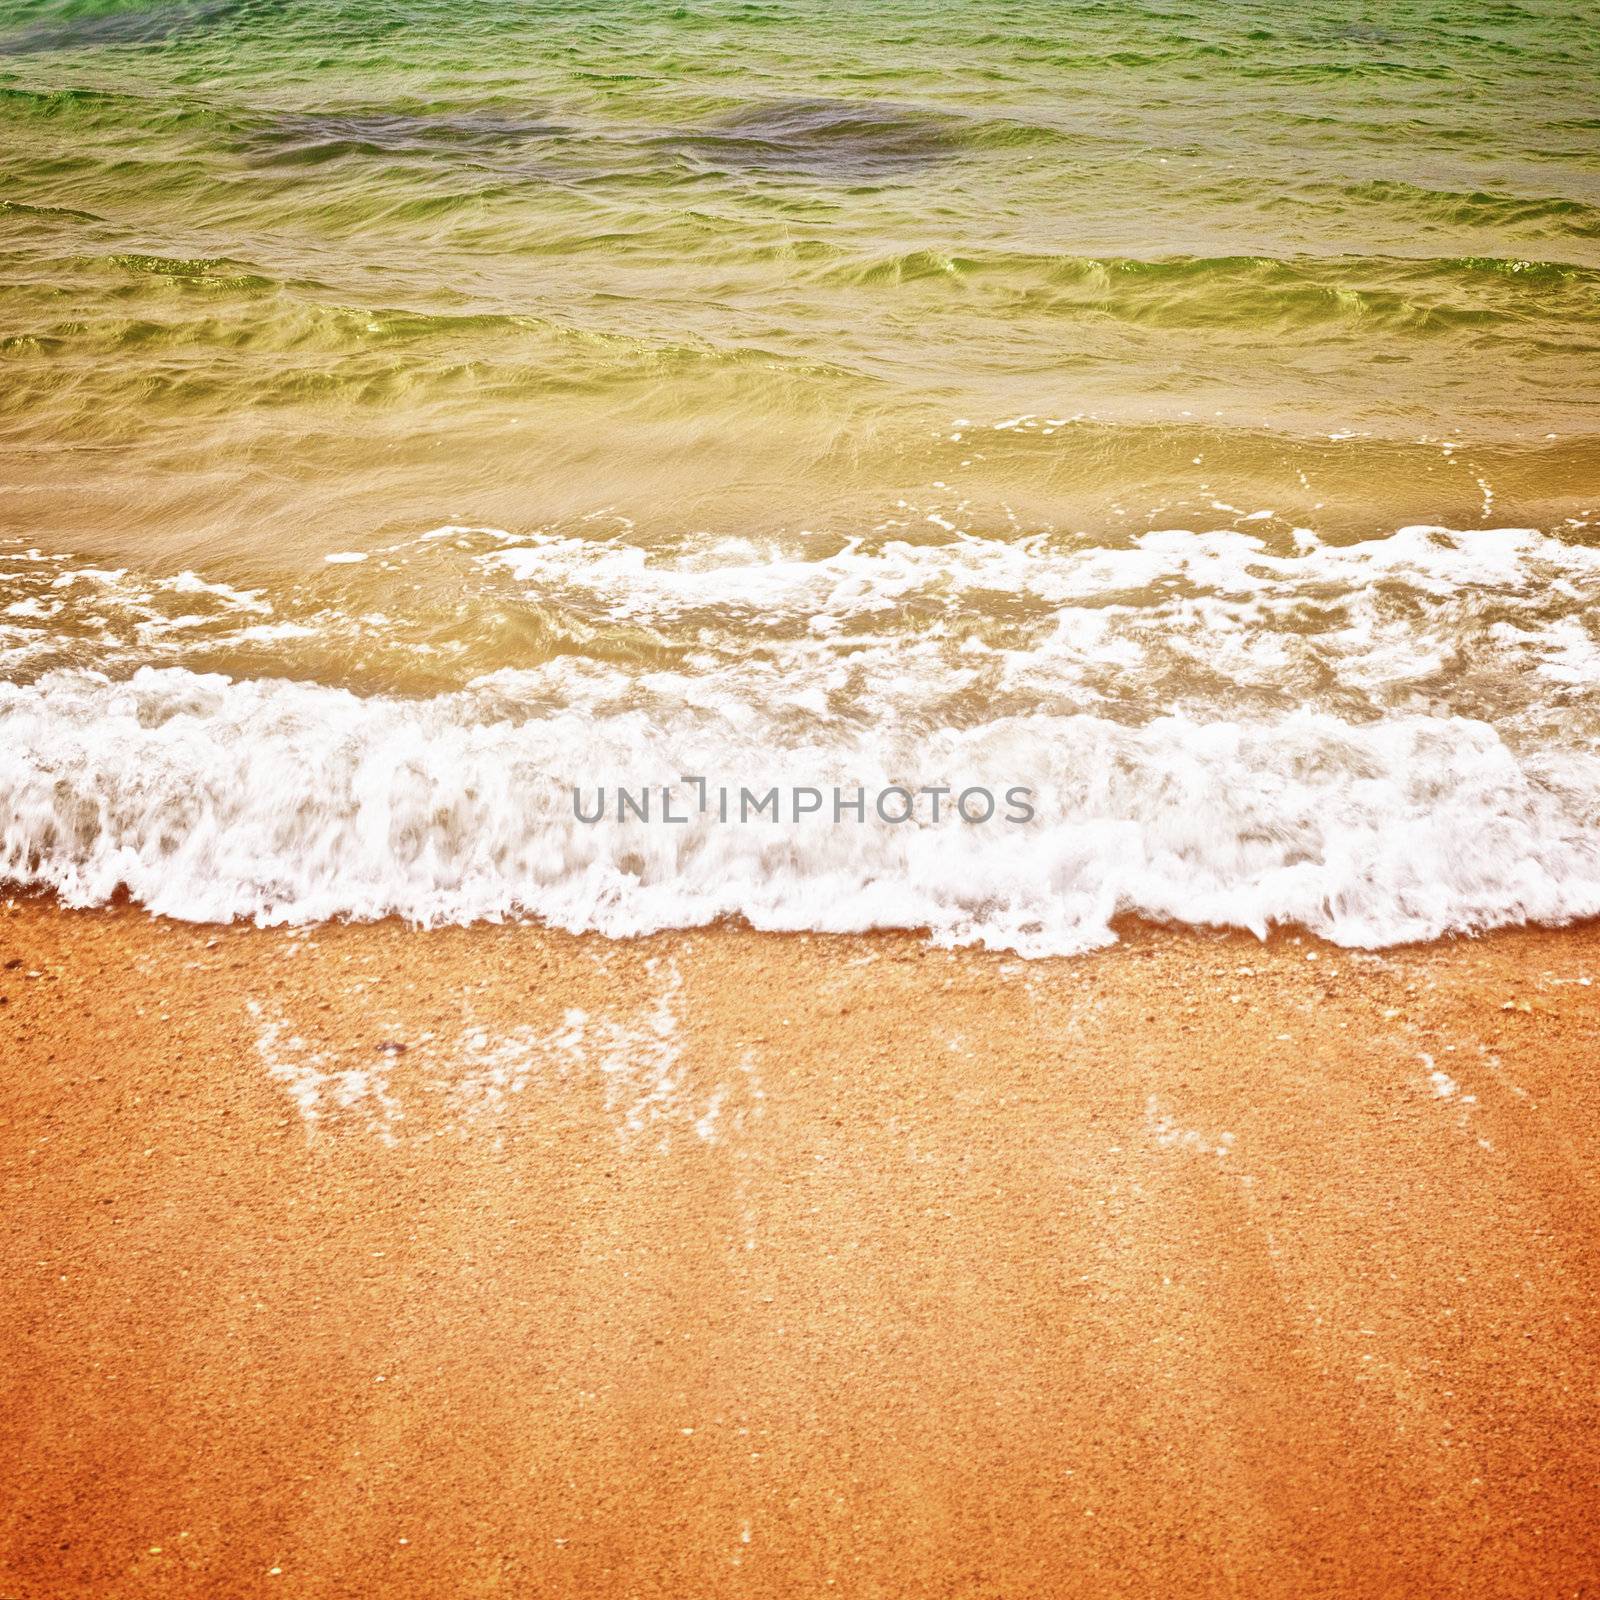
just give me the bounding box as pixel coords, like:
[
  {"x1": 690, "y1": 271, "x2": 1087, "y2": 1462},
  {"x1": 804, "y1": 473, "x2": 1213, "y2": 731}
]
[
  {"x1": 6, "y1": 525, "x2": 1599, "y2": 736},
  {"x1": 2, "y1": 662, "x2": 1598, "y2": 952},
  {"x1": 3, "y1": 521, "x2": 1599, "y2": 952},
  {"x1": 477, "y1": 521, "x2": 1600, "y2": 734},
  {"x1": 480, "y1": 521, "x2": 1600, "y2": 621}
]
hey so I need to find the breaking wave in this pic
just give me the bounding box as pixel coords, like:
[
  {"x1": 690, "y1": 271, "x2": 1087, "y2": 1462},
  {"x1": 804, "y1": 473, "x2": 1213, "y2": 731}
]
[{"x1": 4, "y1": 521, "x2": 1600, "y2": 954}]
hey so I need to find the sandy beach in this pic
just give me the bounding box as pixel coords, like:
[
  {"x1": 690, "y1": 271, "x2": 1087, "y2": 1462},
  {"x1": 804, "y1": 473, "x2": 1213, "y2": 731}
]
[
  {"x1": 6, "y1": 3, "x2": 1600, "y2": 1594},
  {"x1": 2, "y1": 900, "x2": 1597, "y2": 1597}
]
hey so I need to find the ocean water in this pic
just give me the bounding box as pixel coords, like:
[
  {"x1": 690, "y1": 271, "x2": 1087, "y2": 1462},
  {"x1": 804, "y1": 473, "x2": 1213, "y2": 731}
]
[{"x1": 1, "y1": 0, "x2": 1598, "y2": 950}]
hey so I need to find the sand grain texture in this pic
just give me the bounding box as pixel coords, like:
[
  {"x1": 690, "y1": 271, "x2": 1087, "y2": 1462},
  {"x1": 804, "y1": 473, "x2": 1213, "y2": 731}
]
[{"x1": 2, "y1": 903, "x2": 1598, "y2": 1597}]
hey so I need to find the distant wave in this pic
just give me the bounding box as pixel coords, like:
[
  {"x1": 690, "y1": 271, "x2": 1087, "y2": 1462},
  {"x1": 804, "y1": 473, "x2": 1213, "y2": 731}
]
[
  {"x1": 7, "y1": 241, "x2": 1595, "y2": 373},
  {"x1": 812, "y1": 249, "x2": 1600, "y2": 334},
  {"x1": 1333, "y1": 180, "x2": 1600, "y2": 240}
]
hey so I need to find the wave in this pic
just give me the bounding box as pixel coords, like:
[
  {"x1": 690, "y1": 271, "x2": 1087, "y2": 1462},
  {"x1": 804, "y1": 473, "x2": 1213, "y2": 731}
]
[
  {"x1": 9, "y1": 240, "x2": 1596, "y2": 397},
  {"x1": 4, "y1": 521, "x2": 1600, "y2": 951},
  {"x1": 812, "y1": 249, "x2": 1600, "y2": 335},
  {"x1": 7, "y1": 521, "x2": 1600, "y2": 721},
  {"x1": 0, "y1": 196, "x2": 105, "y2": 223},
  {"x1": 9, "y1": 521, "x2": 1600, "y2": 718},
  {"x1": 2, "y1": 665, "x2": 1598, "y2": 952},
  {"x1": 1334, "y1": 180, "x2": 1600, "y2": 240}
]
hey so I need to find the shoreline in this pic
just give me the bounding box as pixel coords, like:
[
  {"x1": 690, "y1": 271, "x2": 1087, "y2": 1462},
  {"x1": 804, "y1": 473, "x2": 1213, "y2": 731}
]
[{"x1": 3, "y1": 900, "x2": 1599, "y2": 1595}]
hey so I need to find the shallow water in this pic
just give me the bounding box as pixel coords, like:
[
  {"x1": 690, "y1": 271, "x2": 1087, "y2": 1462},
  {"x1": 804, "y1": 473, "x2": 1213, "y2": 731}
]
[{"x1": 2, "y1": 0, "x2": 1598, "y2": 949}]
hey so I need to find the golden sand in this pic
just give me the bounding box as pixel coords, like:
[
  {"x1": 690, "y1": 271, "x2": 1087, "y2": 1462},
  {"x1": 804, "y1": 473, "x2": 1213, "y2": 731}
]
[{"x1": 3, "y1": 901, "x2": 1598, "y2": 1596}]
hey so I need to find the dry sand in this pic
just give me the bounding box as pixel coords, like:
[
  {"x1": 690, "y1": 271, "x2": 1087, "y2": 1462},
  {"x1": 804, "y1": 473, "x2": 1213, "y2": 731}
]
[{"x1": 2, "y1": 899, "x2": 1598, "y2": 1597}]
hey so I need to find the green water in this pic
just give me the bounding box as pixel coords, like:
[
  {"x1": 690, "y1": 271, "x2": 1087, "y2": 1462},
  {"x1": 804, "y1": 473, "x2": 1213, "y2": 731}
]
[{"x1": 2, "y1": 0, "x2": 1598, "y2": 570}]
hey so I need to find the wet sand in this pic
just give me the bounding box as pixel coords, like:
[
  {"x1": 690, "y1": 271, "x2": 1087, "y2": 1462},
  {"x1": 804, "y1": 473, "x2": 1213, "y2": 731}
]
[{"x1": 2, "y1": 899, "x2": 1598, "y2": 1597}]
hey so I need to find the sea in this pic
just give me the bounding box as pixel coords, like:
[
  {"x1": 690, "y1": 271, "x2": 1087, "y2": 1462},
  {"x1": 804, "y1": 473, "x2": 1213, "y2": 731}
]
[{"x1": 2, "y1": 0, "x2": 1598, "y2": 952}]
